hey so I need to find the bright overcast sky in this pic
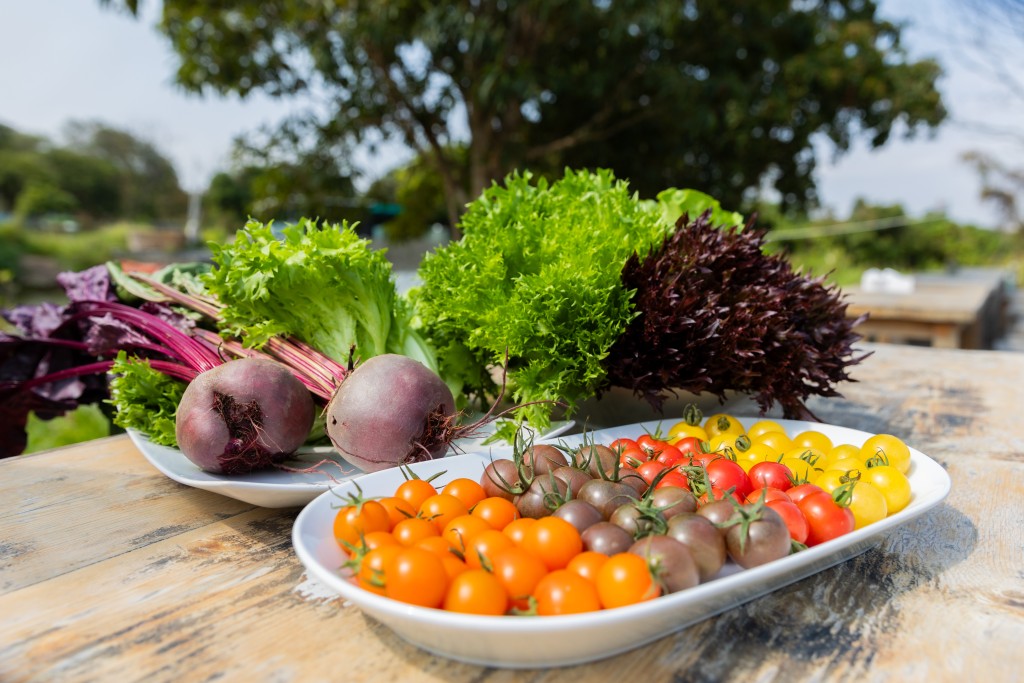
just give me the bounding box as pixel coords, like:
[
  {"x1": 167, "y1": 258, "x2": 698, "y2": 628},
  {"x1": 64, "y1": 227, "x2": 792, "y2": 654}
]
[{"x1": 0, "y1": 0, "x2": 1020, "y2": 228}]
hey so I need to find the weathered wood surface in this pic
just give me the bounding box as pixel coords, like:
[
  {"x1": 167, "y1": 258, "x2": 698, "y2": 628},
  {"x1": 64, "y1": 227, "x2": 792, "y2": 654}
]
[{"x1": 2, "y1": 343, "x2": 1023, "y2": 682}]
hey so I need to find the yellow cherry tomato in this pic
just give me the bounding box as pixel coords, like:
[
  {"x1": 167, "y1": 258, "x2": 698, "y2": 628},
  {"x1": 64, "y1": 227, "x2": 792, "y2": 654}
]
[
  {"x1": 846, "y1": 480, "x2": 888, "y2": 529},
  {"x1": 755, "y1": 430, "x2": 794, "y2": 454},
  {"x1": 668, "y1": 421, "x2": 709, "y2": 443},
  {"x1": 791, "y1": 430, "x2": 834, "y2": 454},
  {"x1": 704, "y1": 413, "x2": 745, "y2": 439},
  {"x1": 823, "y1": 443, "x2": 863, "y2": 468},
  {"x1": 746, "y1": 419, "x2": 786, "y2": 441},
  {"x1": 822, "y1": 456, "x2": 867, "y2": 474},
  {"x1": 779, "y1": 456, "x2": 822, "y2": 483},
  {"x1": 782, "y1": 446, "x2": 827, "y2": 470},
  {"x1": 862, "y1": 465, "x2": 912, "y2": 514},
  {"x1": 859, "y1": 434, "x2": 912, "y2": 474}
]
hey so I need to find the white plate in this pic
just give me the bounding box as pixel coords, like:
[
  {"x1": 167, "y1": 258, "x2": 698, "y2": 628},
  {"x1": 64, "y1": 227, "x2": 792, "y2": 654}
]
[
  {"x1": 291, "y1": 418, "x2": 951, "y2": 668},
  {"x1": 127, "y1": 420, "x2": 575, "y2": 508}
]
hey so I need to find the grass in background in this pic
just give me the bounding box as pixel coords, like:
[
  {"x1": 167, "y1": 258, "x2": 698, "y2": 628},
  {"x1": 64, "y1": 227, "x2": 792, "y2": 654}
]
[{"x1": 24, "y1": 404, "x2": 112, "y2": 454}]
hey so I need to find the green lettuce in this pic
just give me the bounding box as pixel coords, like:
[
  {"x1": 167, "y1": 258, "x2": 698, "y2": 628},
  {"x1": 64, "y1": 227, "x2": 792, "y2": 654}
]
[
  {"x1": 106, "y1": 352, "x2": 185, "y2": 447},
  {"x1": 203, "y1": 218, "x2": 438, "y2": 374},
  {"x1": 413, "y1": 169, "x2": 671, "y2": 435}
]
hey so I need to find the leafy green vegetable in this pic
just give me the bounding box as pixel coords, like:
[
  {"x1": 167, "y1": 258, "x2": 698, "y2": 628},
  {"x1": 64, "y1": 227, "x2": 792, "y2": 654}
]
[
  {"x1": 203, "y1": 218, "x2": 439, "y2": 373},
  {"x1": 107, "y1": 352, "x2": 185, "y2": 447},
  {"x1": 414, "y1": 169, "x2": 670, "y2": 433},
  {"x1": 650, "y1": 188, "x2": 744, "y2": 231}
]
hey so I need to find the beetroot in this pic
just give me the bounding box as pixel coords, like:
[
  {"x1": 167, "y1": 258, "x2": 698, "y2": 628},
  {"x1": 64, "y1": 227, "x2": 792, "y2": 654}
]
[
  {"x1": 325, "y1": 354, "x2": 457, "y2": 472},
  {"x1": 175, "y1": 358, "x2": 315, "y2": 474}
]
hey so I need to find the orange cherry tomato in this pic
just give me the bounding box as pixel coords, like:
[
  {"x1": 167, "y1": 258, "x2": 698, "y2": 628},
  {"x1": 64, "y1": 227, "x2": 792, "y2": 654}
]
[
  {"x1": 419, "y1": 493, "x2": 470, "y2": 532},
  {"x1": 392, "y1": 516, "x2": 440, "y2": 546},
  {"x1": 490, "y1": 546, "x2": 549, "y2": 611},
  {"x1": 595, "y1": 553, "x2": 661, "y2": 609},
  {"x1": 502, "y1": 517, "x2": 537, "y2": 546},
  {"x1": 566, "y1": 551, "x2": 609, "y2": 582},
  {"x1": 442, "y1": 514, "x2": 492, "y2": 552},
  {"x1": 356, "y1": 545, "x2": 402, "y2": 596},
  {"x1": 471, "y1": 496, "x2": 520, "y2": 531},
  {"x1": 333, "y1": 500, "x2": 391, "y2": 549},
  {"x1": 533, "y1": 570, "x2": 601, "y2": 615},
  {"x1": 464, "y1": 528, "x2": 515, "y2": 569},
  {"x1": 384, "y1": 547, "x2": 449, "y2": 608},
  {"x1": 442, "y1": 477, "x2": 488, "y2": 510},
  {"x1": 377, "y1": 496, "x2": 416, "y2": 529},
  {"x1": 443, "y1": 569, "x2": 509, "y2": 615},
  {"x1": 521, "y1": 516, "x2": 583, "y2": 571},
  {"x1": 395, "y1": 478, "x2": 438, "y2": 511}
]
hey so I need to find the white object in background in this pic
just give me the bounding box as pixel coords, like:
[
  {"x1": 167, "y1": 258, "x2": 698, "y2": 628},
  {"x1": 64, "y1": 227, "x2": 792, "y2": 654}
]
[{"x1": 861, "y1": 267, "x2": 916, "y2": 294}]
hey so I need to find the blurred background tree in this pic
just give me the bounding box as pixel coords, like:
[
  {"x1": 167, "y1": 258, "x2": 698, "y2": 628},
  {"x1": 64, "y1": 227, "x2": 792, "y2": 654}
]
[{"x1": 102, "y1": 0, "x2": 946, "y2": 235}]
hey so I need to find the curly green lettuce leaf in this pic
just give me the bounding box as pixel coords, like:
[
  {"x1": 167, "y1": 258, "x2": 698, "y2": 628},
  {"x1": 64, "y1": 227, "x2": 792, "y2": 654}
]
[
  {"x1": 203, "y1": 218, "x2": 438, "y2": 374},
  {"x1": 414, "y1": 168, "x2": 669, "y2": 432},
  {"x1": 106, "y1": 352, "x2": 185, "y2": 447},
  {"x1": 651, "y1": 188, "x2": 745, "y2": 230}
]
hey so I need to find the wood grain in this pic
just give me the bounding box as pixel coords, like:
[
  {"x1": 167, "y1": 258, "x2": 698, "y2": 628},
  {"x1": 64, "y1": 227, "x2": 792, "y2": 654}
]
[{"x1": 2, "y1": 343, "x2": 1022, "y2": 682}]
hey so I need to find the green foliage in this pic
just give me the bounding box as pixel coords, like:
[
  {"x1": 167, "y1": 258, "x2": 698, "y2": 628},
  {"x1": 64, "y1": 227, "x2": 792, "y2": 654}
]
[
  {"x1": 103, "y1": 0, "x2": 945, "y2": 223},
  {"x1": 763, "y1": 200, "x2": 1023, "y2": 284},
  {"x1": 107, "y1": 352, "x2": 184, "y2": 447},
  {"x1": 24, "y1": 404, "x2": 111, "y2": 454},
  {"x1": 414, "y1": 169, "x2": 670, "y2": 432},
  {"x1": 204, "y1": 218, "x2": 439, "y2": 372},
  {"x1": 0, "y1": 121, "x2": 186, "y2": 224},
  {"x1": 14, "y1": 182, "x2": 77, "y2": 220}
]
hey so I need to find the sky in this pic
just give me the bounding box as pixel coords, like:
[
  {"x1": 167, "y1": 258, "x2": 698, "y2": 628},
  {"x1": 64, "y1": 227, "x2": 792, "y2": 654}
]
[{"x1": 0, "y1": 0, "x2": 1020, "y2": 228}]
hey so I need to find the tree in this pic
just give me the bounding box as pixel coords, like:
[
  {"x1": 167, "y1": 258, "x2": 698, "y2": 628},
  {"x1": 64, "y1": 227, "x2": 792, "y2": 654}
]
[
  {"x1": 104, "y1": 1, "x2": 946, "y2": 225},
  {"x1": 63, "y1": 121, "x2": 188, "y2": 222}
]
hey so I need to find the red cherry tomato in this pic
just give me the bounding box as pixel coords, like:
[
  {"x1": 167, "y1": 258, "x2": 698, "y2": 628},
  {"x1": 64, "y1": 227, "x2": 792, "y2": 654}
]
[
  {"x1": 705, "y1": 458, "x2": 753, "y2": 500},
  {"x1": 766, "y1": 499, "x2": 809, "y2": 544},
  {"x1": 797, "y1": 491, "x2": 855, "y2": 546},
  {"x1": 748, "y1": 461, "x2": 794, "y2": 491}
]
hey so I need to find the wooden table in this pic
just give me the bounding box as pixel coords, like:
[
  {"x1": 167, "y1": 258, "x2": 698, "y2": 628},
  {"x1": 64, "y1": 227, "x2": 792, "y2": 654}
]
[
  {"x1": 3, "y1": 343, "x2": 1023, "y2": 682},
  {"x1": 842, "y1": 269, "x2": 1011, "y2": 349}
]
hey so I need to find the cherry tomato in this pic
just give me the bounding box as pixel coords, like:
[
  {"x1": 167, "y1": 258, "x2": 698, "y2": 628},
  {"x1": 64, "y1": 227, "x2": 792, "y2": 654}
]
[
  {"x1": 748, "y1": 460, "x2": 793, "y2": 491},
  {"x1": 745, "y1": 486, "x2": 793, "y2": 504},
  {"x1": 502, "y1": 517, "x2": 537, "y2": 546},
  {"x1": 566, "y1": 551, "x2": 609, "y2": 582},
  {"x1": 787, "y1": 482, "x2": 825, "y2": 505},
  {"x1": 766, "y1": 499, "x2": 809, "y2": 544},
  {"x1": 384, "y1": 547, "x2": 449, "y2": 608},
  {"x1": 846, "y1": 480, "x2": 888, "y2": 529},
  {"x1": 704, "y1": 413, "x2": 744, "y2": 438},
  {"x1": 791, "y1": 430, "x2": 834, "y2": 454},
  {"x1": 672, "y1": 435, "x2": 707, "y2": 461},
  {"x1": 533, "y1": 570, "x2": 601, "y2": 615},
  {"x1": 637, "y1": 434, "x2": 669, "y2": 457},
  {"x1": 860, "y1": 434, "x2": 912, "y2": 474},
  {"x1": 618, "y1": 446, "x2": 649, "y2": 469},
  {"x1": 706, "y1": 458, "x2": 753, "y2": 500},
  {"x1": 333, "y1": 500, "x2": 391, "y2": 549},
  {"x1": 356, "y1": 545, "x2": 402, "y2": 595},
  {"x1": 653, "y1": 470, "x2": 690, "y2": 490},
  {"x1": 823, "y1": 443, "x2": 863, "y2": 469},
  {"x1": 521, "y1": 516, "x2": 583, "y2": 570},
  {"x1": 443, "y1": 569, "x2": 509, "y2": 615},
  {"x1": 797, "y1": 491, "x2": 854, "y2": 546},
  {"x1": 754, "y1": 430, "x2": 794, "y2": 454},
  {"x1": 442, "y1": 478, "x2": 488, "y2": 510},
  {"x1": 746, "y1": 419, "x2": 786, "y2": 440},
  {"x1": 637, "y1": 459, "x2": 667, "y2": 484},
  {"x1": 395, "y1": 478, "x2": 438, "y2": 511},
  {"x1": 490, "y1": 546, "x2": 549, "y2": 611},
  {"x1": 595, "y1": 553, "x2": 662, "y2": 609},
  {"x1": 862, "y1": 465, "x2": 912, "y2": 514},
  {"x1": 392, "y1": 516, "x2": 440, "y2": 546},
  {"x1": 377, "y1": 496, "x2": 415, "y2": 529},
  {"x1": 609, "y1": 437, "x2": 640, "y2": 454},
  {"x1": 668, "y1": 419, "x2": 709, "y2": 442},
  {"x1": 471, "y1": 496, "x2": 520, "y2": 530},
  {"x1": 442, "y1": 514, "x2": 492, "y2": 551},
  {"x1": 654, "y1": 444, "x2": 686, "y2": 467},
  {"x1": 419, "y1": 493, "x2": 470, "y2": 532},
  {"x1": 464, "y1": 529, "x2": 515, "y2": 569}
]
